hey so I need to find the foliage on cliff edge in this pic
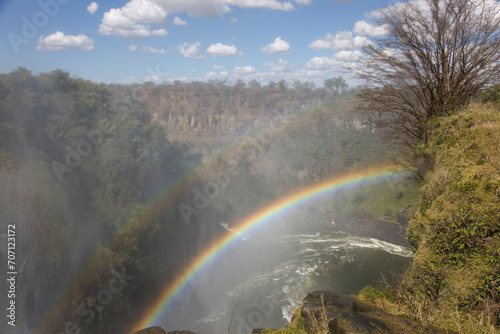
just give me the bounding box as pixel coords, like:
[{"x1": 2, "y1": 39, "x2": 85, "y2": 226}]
[{"x1": 367, "y1": 101, "x2": 500, "y2": 334}]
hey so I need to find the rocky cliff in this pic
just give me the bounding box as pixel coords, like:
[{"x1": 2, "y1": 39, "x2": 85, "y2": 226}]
[{"x1": 123, "y1": 84, "x2": 369, "y2": 154}]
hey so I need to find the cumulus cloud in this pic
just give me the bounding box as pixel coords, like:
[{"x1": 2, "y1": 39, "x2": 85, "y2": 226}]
[
  {"x1": 173, "y1": 16, "x2": 187, "y2": 25},
  {"x1": 128, "y1": 44, "x2": 167, "y2": 53},
  {"x1": 149, "y1": 0, "x2": 230, "y2": 17},
  {"x1": 262, "y1": 58, "x2": 292, "y2": 72},
  {"x1": 261, "y1": 37, "x2": 291, "y2": 55},
  {"x1": 87, "y1": 2, "x2": 99, "y2": 15},
  {"x1": 353, "y1": 20, "x2": 389, "y2": 37},
  {"x1": 120, "y1": 0, "x2": 301, "y2": 18},
  {"x1": 98, "y1": 0, "x2": 310, "y2": 39},
  {"x1": 206, "y1": 43, "x2": 243, "y2": 57},
  {"x1": 233, "y1": 66, "x2": 256, "y2": 75},
  {"x1": 332, "y1": 50, "x2": 362, "y2": 62},
  {"x1": 99, "y1": 0, "x2": 168, "y2": 38},
  {"x1": 223, "y1": 0, "x2": 294, "y2": 11},
  {"x1": 37, "y1": 31, "x2": 95, "y2": 51},
  {"x1": 309, "y1": 31, "x2": 371, "y2": 50},
  {"x1": 306, "y1": 50, "x2": 361, "y2": 70},
  {"x1": 178, "y1": 42, "x2": 206, "y2": 59},
  {"x1": 204, "y1": 71, "x2": 229, "y2": 81},
  {"x1": 121, "y1": 0, "x2": 167, "y2": 23},
  {"x1": 306, "y1": 56, "x2": 341, "y2": 70}
]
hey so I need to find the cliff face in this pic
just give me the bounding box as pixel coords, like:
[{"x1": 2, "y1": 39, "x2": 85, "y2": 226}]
[
  {"x1": 131, "y1": 85, "x2": 368, "y2": 150},
  {"x1": 403, "y1": 102, "x2": 500, "y2": 330},
  {"x1": 143, "y1": 87, "x2": 320, "y2": 134}
]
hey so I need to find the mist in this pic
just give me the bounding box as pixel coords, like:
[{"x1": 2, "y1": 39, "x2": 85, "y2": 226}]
[{"x1": 0, "y1": 69, "x2": 417, "y2": 334}]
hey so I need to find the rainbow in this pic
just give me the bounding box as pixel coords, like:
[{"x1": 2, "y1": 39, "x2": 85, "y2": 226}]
[
  {"x1": 34, "y1": 101, "x2": 319, "y2": 334},
  {"x1": 131, "y1": 165, "x2": 409, "y2": 332}
]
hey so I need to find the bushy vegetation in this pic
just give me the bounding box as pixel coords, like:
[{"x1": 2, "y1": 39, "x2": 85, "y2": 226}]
[
  {"x1": 0, "y1": 68, "x2": 220, "y2": 334},
  {"x1": 265, "y1": 97, "x2": 420, "y2": 224},
  {"x1": 357, "y1": 101, "x2": 500, "y2": 334}
]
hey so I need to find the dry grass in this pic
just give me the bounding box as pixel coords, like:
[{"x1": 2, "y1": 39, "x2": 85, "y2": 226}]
[{"x1": 303, "y1": 294, "x2": 330, "y2": 334}]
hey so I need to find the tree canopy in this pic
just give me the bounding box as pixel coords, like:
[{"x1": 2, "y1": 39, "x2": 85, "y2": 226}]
[{"x1": 357, "y1": 0, "x2": 500, "y2": 147}]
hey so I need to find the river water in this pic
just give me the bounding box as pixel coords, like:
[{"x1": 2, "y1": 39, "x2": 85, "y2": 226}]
[{"x1": 159, "y1": 229, "x2": 413, "y2": 334}]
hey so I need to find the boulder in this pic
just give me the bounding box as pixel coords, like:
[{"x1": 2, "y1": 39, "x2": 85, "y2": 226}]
[
  {"x1": 133, "y1": 328, "x2": 198, "y2": 334},
  {"x1": 133, "y1": 327, "x2": 167, "y2": 334}
]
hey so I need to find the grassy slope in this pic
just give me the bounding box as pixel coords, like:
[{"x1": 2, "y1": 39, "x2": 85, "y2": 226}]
[
  {"x1": 403, "y1": 102, "x2": 500, "y2": 332},
  {"x1": 362, "y1": 102, "x2": 500, "y2": 334}
]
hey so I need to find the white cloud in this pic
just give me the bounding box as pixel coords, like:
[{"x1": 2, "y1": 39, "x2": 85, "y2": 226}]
[
  {"x1": 212, "y1": 65, "x2": 225, "y2": 70},
  {"x1": 129, "y1": 0, "x2": 298, "y2": 18},
  {"x1": 37, "y1": 32, "x2": 95, "y2": 51},
  {"x1": 353, "y1": 20, "x2": 388, "y2": 37},
  {"x1": 223, "y1": 0, "x2": 294, "y2": 11},
  {"x1": 128, "y1": 44, "x2": 167, "y2": 53},
  {"x1": 306, "y1": 56, "x2": 341, "y2": 70},
  {"x1": 308, "y1": 37, "x2": 333, "y2": 51},
  {"x1": 233, "y1": 66, "x2": 256, "y2": 75},
  {"x1": 121, "y1": 0, "x2": 167, "y2": 23},
  {"x1": 143, "y1": 46, "x2": 167, "y2": 53},
  {"x1": 178, "y1": 42, "x2": 206, "y2": 59},
  {"x1": 207, "y1": 43, "x2": 243, "y2": 57},
  {"x1": 262, "y1": 58, "x2": 292, "y2": 72},
  {"x1": 309, "y1": 31, "x2": 371, "y2": 51},
  {"x1": 306, "y1": 50, "x2": 361, "y2": 70},
  {"x1": 87, "y1": 2, "x2": 99, "y2": 15},
  {"x1": 261, "y1": 37, "x2": 291, "y2": 55},
  {"x1": 98, "y1": 0, "x2": 306, "y2": 40},
  {"x1": 150, "y1": 0, "x2": 230, "y2": 17},
  {"x1": 204, "y1": 71, "x2": 229, "y2": 81},
  {"x1": 173, "y1": 16, "x2": 187, "y2": 25},
  {"x1": 332, "y1": 50, "x2": 362, "y2": 62},
  {"x1": 99, "y1": 0, "x2": 168, "y2": 39}
]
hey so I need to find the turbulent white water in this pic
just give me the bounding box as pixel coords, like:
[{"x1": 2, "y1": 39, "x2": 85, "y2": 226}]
[{"x1": 184, "y1": 230, "x2": 413, "y2": 334}]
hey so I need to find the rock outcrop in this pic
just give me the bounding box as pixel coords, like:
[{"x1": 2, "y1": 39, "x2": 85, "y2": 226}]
[
  {"x1": 133, "y1": 327, "x2": 198, "y2": 334},
  {"x1": 133, "y1": 327, "x2": 167, "y2": 334},
  {"x1": 299, "y1": 291, "x2": 455, "y2": 334}
]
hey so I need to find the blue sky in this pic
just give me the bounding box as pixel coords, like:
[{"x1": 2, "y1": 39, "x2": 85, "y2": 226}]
[{"x1": 0, "y1": 0, "x2": 396, "y2": 86}]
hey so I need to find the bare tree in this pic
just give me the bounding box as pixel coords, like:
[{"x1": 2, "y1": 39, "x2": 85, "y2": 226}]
[{"x1": 357, "y1": 0, "x2": 500, "y2": 148}]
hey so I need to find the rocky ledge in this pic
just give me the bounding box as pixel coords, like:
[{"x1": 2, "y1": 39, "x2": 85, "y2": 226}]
[
  {"x1": 133, "y1": 327, "x2": 196, "y2": 334},
  {"x1": 298, "y1": 291, "x2": 455, "y2": 334},
  {"x1": 134, "y1": 290, "x2": 455, "y2": 334}
]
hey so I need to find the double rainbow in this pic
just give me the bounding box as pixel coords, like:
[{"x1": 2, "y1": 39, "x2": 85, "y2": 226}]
[{"x1": 131, "y1": 165, "x2": 408, "y2": 332}]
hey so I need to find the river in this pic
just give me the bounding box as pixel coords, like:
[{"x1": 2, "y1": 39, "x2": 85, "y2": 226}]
[{"x1": 155, "y1": 228, "x2": 413, "y2": 334}]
